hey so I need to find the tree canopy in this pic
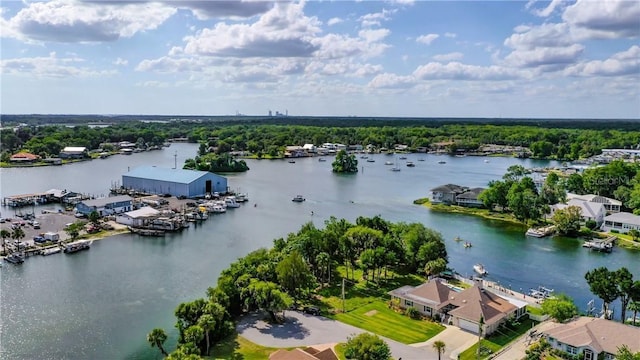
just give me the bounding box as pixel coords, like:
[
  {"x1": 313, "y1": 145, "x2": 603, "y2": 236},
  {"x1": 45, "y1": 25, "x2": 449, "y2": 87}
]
[{"x1": 332, "y1": 149, "x2": 358, "y2": 173}]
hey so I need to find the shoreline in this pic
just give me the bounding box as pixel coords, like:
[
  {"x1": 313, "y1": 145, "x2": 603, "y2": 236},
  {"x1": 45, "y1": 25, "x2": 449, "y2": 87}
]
[{"x1": 414, "y1": 198, "x2": 525, "y2": 226}]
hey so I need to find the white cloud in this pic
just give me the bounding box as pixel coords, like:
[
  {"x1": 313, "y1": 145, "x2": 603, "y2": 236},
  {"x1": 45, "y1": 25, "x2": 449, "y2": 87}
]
[
  {"x1": 136, "y1": 80, "x2": 170, "y2": 88},
  {"x1": 3, "y1": 0, "x2": 176, "y2": 43},
  {"x1": 182, "y1": 2, "x2": 321, "y2": 58},
  {"x1": 413, "y1": 62, "x2": 520, "y2": 81},
  {"x1": 504, "y1": 23, "x2": 574, "y2": 50},
  {"x1": 504, "y1": 44, "x2": 585, "y2": 68},
  {"x1": 563, "y1": 0, "x2": 640, "y2": 38},
  {"x1": 530, "y1": 0, "x2": 564, "y2": 17},
  {"x1": 564, "y1": 45, "x2": 640, "y2": 77},
  {"x1": 444, "y1": 32, "x2": 457, "y2": 38},
  {"x1": 358, "y1": 8, "x2": 397, "y2": 28},
  {"x1": 113, "y1": 57, "x2": 128, "y2": 66},
  {"x1": 432, "y1": 52, "x2": 464, "y2": 62},
  {"x1": 416, "y1": 33, "x2": 439, "y2": 45},
  {"x1": 327, "y1": 17, "x2": 343, "y2": 26},
  {"x1": 368, "y1": 73, "x2": 414, "y2": 89},
  {"x1": 1, "y1": 52, "x2": 114, "y2": 78},
  {"x1": 164, "y1": 1, "x2": 273, "y2": 20}
]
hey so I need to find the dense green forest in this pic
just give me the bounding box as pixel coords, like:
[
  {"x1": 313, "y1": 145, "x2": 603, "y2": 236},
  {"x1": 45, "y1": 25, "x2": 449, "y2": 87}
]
[
  {"x1": 149, "y1": 216, "x2": 447, "y2": 358},
  {"x1": 2, "y1": 117, "x2": 640, "y2": 162}
]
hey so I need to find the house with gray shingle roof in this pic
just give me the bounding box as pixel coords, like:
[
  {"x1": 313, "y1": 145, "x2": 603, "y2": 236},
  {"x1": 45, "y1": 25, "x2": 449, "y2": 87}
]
[
  {"x1": 549, "y1": 199, "x2": 606, "y2": 226},
  {"x1": 541, "y1": 317, "x2": 640, "y2": 360},
  {"x1": 601, "y1": 212, "x2": 640, "y2": 234}
]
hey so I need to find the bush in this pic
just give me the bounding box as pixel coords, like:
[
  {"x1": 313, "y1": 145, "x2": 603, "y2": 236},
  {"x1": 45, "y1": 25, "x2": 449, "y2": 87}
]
[
  {"x1": 611, "y1": 229, "x2": 619, "y2": 234},
  {"x1": 585, "y1": 219, "x2": 597, "y2": 230},
  {"x1": 404, "y1": 307, "x2": 421, "y2": 319}
]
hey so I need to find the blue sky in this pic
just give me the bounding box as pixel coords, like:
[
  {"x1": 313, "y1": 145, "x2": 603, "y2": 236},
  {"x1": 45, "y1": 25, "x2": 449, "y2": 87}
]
[{"x1": 1, "y1": 0, "x2": 639, "y2": 118}]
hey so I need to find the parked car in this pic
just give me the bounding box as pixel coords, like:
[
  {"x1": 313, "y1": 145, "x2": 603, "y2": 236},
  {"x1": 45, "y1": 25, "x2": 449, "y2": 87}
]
[
  {"x1": 303, "y1": 306, "x2": 321, "y2": 316},
  {"x1": 32, "y1": 221, "x2": 41, "y2": 229},
  {"x1": 33, "y1": 236, "x2": 45, "y2": 243}
]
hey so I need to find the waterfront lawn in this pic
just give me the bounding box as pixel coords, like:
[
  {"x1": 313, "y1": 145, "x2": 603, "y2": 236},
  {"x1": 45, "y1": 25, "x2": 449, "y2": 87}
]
[
  {"x1": 209, "y1": 334, "x2": 282, "y2": 360},
  {"x1": 422, "y1": 201, "x2": 523, "y2": 225},
  {"x1": 458, "y1": 317, "x2": 537, "y2": 360},
  {"x1": 331, "y1": 301, "x2": 444, "y2": 344}
]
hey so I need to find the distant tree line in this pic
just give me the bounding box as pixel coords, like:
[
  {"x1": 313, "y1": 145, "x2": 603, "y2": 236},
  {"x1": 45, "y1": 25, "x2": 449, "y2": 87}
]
[
  {"x1": 478, "y1": 161, "x2": 640, "y2": 226},
  {"x1": 3, "y1": 118, "x2": 640, "y2": 162},
  {"x1": 146, "y1": 216, "x2": 448, "y2": 358}
]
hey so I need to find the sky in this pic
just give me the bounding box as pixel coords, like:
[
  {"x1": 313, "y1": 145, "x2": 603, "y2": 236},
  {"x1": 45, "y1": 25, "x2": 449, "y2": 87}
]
[{"x1": 0, "y1": 0, "x2": 639, "y2": 119}]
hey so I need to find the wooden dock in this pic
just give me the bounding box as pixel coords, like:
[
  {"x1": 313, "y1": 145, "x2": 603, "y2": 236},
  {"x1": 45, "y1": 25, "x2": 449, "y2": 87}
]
[{"x1": 582, "y1": 236, "x2": 616, "y2": 252}]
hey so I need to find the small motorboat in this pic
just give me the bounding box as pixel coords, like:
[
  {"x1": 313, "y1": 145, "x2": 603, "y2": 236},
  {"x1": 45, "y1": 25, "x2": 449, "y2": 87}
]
[
  {"x1": 438, "y1": 160, "x2": 446, "y2": 164},
  {"x1": 463, "y1": 242, "x2": 472, "y2": 248},
  {"x1": 292, "y1": 195, "x2": 306, "y2": 202},
  {"x1": 288, "y1": 160, "x2": 296, "y2": 163},
  {"x1": 406, "y1": 161, "x2": 415, "y2": 167},
  {"x1": 474, "y1": 263, "x2": 487, "y2": 276},
  {"x1": 318, "y1": 158, "x2": 327, "y2": 162},
  {"x1": 367, "y1": 159, "x2": 375, "y2": 162}
]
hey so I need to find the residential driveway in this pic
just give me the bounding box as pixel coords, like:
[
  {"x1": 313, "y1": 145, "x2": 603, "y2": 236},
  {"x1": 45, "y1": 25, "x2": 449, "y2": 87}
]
[
  {"x1": 237, "y1": 311, "x2": 441, "y2": 360},
  {"x1": 410, "y1": 325, "x2": 478, "y2": 359}
]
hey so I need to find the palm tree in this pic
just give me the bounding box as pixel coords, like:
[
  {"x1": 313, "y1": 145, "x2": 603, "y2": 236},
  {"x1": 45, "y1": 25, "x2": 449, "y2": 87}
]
[
  {"x1": 316, "y1": 252, "x2": 330, "y2": 286},
  {"x1": 0, "y1": 229, "x2": 11, "y2": 255},
  {"x1": 628, "y1": 301, "x2": 640, "y2": 326},
  {"x1": 11, "y1": 227, "x2": 25, "y2": 252},
  {"x1": 477, "y1": 315, "x2": 484, "y2": 360},
  {"x1": 197, "y1": 314, "x2": 216, "y2": 356},
  {"x1": 147, "y1": 328, "x2": 168, "y2": 356},
  {"x1": 432, "y1": 340, "x2": 446, "y2": 360}
]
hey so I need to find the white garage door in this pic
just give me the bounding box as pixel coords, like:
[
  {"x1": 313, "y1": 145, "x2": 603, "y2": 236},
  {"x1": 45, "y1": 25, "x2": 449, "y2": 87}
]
[{"x1": 458, "y1": 318, "x2": 479, "y2": 333}]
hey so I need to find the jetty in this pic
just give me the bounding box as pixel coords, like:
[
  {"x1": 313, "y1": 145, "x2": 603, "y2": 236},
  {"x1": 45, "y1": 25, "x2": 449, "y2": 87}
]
[{"x1": 582, "y1": 236, "x2": 616, "y2": 253}]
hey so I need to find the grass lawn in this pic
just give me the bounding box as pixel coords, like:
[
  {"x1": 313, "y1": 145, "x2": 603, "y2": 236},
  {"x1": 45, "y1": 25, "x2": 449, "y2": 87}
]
[
  {"x1": 208, "y1": 334, "x2": 284, "y2": 360},
  {"x1": 458, "y1": 317, "x2": 537, "y2": 360},
  {"x1": 330, "y1": 301, "x2": 444, "y2": 344},
  {"x1": 421, "y1": 201, "x2": 524, "y2": 226}
]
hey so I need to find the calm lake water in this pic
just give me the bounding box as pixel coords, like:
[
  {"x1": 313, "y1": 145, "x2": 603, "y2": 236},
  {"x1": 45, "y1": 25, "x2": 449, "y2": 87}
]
[{"x1": 1, "y1": 143, "x2": 638, "y2": 359}]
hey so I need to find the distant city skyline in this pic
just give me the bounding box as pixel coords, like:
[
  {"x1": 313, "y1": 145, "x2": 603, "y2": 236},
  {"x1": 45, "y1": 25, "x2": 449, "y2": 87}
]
[{"x1": 1, "y1": 1, "x2": 639, "y2": 119}]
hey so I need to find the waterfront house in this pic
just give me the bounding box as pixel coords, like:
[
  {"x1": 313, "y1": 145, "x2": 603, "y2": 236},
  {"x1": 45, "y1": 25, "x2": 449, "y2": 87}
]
[
  {"x1": 566, "y1": 193, "x2": 622, "y2": 213},
  {"x1": 456, "y1": 188, "x2": 486, "y2": 207},
  {"x1": 59, "y1": 146, "x2": 88, "y2": 159},
  {"x1": 284, "y1": 146, "x2": 305, "y2": 158},
  {"x1": 10, "y1": 152, "x2": 40, "y2": 163},
  {"x1": 550, "y1": 199, "x2": 605, "y2": 226},
  {"x1": 115, "y1": 207, "x2": 160, "y2": 227},
  {"x1": 122, "y1": 166, "x2": 228, "y2": 198},
  {"x1": 302, "y1": 143, "x2": 316, "y2": 154},
  {"x1": 270, "y1": 347, "x2": 338, "y2": 360},
  {"x1": 76, "y1": 195, "x2": 133, "y2": 217},
  {"x1": 389, "y1": 279, "x2": 525, "y2": 335},
  {"x1": 430, "y1": 184, "x2": 467, "y2": 205},
  {"x1": 541, "y1": 317, "x2": 640, "y2": 360},
  {"x1": 600, "y1": 212, "x2": 640, "y2": 234}
]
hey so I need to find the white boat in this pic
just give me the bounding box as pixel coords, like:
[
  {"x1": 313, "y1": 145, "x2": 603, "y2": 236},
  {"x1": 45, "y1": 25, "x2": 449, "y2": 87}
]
[
  {"x1": 367, "y1": 159, "x2": 375, "y2": 162},
  {"x1": 224, "y1": 197, "x2": 240, "y2": 208},
  {"x1": 526, "y1": 225, "x2": 555, "y2": 238},
  {"x1": 235, "y1": 193, "x2": 249, "y2": 202},
  {"x1": 42, "y1": 247, "x2": 61, "y2": 256},
  {"x1": 406, "y1": 161, "x2": 415, "y2": 167},
  {"x1": 292, "y1": 195, "x2": 306, "y2": 202},
  {"x1": 474, "y1": 263, "x2": 487, "y2": 276},
  {"x1": 484, "y1": 159, "x2": 490, "y2": 163},
  {"x1": 384, "y1": 161, "x2": 393, "y2": 165},
  {"x1": 210, "y1": 204, "x2": 226, "y2": 213}
]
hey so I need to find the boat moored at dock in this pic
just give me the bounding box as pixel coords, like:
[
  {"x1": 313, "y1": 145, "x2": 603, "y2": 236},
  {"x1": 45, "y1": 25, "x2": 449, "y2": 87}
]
[
  {"x1": 63, "y1": 240, "x2": 92, "y2": 253},
  {"x1": 526, "y1": 225, "x2": 556, "y2": 238},
  {"x1": 292, "y1": 195, "x2": 306, "y2": 202},
  {"x1": 5, "y1": 252, "x2": 25, "y2": 264},
  {"x1": 473, "y1": 263, "x2": 487, "y2": 276}
]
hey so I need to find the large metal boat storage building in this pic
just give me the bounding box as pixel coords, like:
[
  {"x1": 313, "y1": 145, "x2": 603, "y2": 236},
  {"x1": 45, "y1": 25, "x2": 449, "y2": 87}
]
[{"x1": 122, "y1": 166, "x2": 227, "y2": 198}]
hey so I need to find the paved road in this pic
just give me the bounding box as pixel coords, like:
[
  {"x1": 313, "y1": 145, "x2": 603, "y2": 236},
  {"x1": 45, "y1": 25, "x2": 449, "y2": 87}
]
[{"x1": 237, "y1": 311, "x2": 441, "y2": 359}]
